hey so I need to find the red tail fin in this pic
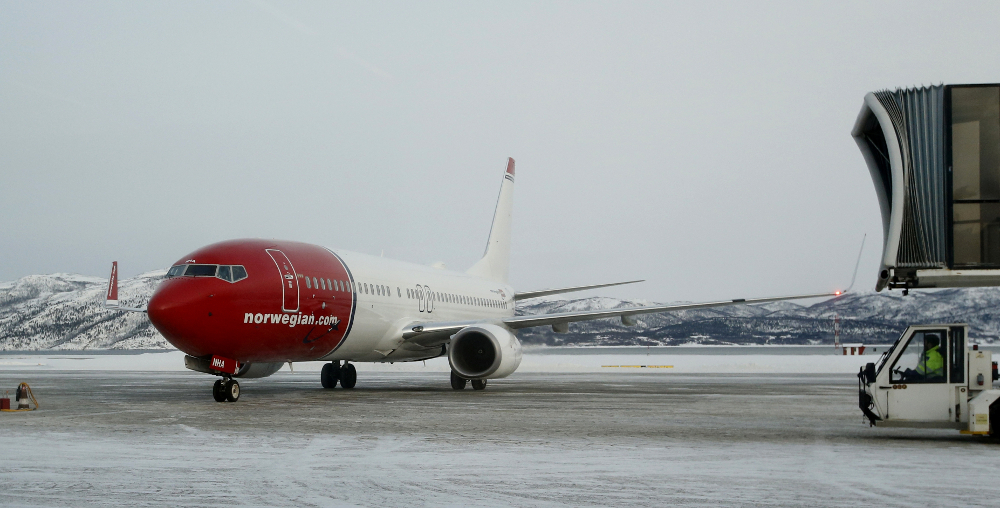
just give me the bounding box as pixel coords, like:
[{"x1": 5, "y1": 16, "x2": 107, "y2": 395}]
[{"x1": 106, "y1": 261, "x2": 119, "y2": 306}]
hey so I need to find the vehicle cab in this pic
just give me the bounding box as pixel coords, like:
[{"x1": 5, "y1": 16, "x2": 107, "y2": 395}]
[{"x1": 858, "y1": 324, "x2": 1000, "y2": 435}]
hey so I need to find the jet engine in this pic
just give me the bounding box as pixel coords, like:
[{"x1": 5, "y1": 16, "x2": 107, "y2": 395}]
[{"x1": 448, "y1": 324, "x2": 522, "y2": 379}]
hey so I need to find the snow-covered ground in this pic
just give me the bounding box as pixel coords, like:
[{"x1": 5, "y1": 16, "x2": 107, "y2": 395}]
[
  {"x1": 0, "y1": 349, "x2": 877, "y2": 374},
  {"x1": 1, "y1": 366, "x2": 998, "y2": 507}
]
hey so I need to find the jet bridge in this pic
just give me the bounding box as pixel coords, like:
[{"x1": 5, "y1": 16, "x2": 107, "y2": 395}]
[{"x1": 854, "y1": 84, "x2": 1000, "y2": 291}]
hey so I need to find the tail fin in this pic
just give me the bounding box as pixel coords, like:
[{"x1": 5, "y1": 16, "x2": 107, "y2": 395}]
[
  {"x1": 103, "y1": 261, "x2": 147, "y2": 313},
  {"x1": 467, "y1": 157, "x2": 515, "y2": 283},
  {"x1": 106, "y1": 261, "x2": 119, "y2": 307}
]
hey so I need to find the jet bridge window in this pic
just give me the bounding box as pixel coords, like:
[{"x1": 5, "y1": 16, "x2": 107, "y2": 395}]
[
  {"x1": 889, "y1": 330, "x2": 947, "y2": 383},
  {"x1": 951, "y1": 85, "x2": 1000, "y2": 266}
]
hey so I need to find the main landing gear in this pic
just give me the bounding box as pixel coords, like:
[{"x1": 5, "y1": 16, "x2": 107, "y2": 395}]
[
  {"x1": 321, "y1": 361, "x2": 357, "y2": 389},
  {"x1": 213, "y1": 377, "x2": 240, "y2": 402},
  {"x1": 451, "y1": 371, "x2": 487, "y2": 391}
]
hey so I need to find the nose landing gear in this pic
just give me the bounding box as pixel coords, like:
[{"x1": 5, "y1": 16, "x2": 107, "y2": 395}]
[{"x1": 213, "y1": 377, "x2": 240, "y2": 402}]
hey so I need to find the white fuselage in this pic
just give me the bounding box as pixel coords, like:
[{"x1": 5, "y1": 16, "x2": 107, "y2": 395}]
[{"x1": 321, "y1": 249, "x2": 515, "y2": 363}]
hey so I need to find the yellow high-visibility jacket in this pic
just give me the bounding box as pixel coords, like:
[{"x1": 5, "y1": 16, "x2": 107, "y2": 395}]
[{"x1": 917, "y1": 345, "x2": 944, "y2": 378}]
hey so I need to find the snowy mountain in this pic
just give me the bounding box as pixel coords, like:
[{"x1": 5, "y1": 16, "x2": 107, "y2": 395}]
[
  {"x1": 0, "y1": 271, "x2": 167, "y2": 350},
  {"x1": 515, "y1": 288, "x2": 1000, "y2": 346},
  {"x1": 2, "y1": 272, "x2": 1000, "y2": 350}
]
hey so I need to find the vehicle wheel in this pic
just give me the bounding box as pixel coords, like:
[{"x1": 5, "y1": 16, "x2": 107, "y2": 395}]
[
  {"x1": 471, "y1": 379, "x2": 487, "y2": 391},
  {"x1": 340, "y1": 363, "x2": 357, "y2": 389},
  {"x1": 450, "y1": 371, "x2": 467, "y2": 390},
  {"x1": 321, "y1": 363, "x2": 339, "y2": 389},
  {"x1": 225, "y1": 379, "x2": 240, "y2": 402},
  {"x1": 212, "y1": 379, "x2": 227, "y2": 402}
]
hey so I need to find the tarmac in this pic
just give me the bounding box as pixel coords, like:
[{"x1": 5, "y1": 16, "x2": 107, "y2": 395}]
[{"x1": 1, "y1": 368, "x2": 999, "y2": 507}]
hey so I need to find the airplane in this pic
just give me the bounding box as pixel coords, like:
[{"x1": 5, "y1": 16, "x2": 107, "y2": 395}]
[{"x1": 104, "y1": 158, "x2": 839, "y2": 402}]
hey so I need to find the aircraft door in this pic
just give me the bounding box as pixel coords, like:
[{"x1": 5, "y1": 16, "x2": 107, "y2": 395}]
[
  {"x1": 415, "y1": 285, "x2": 434, "y2": 313},
  {"x1": 266, "y1": 249, "x2": 299, "y2": 313}
]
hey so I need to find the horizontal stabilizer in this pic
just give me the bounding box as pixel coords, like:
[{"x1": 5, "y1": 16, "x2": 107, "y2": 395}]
[{"x1": 514, "y1": 280, "x2": 644, "y2": 301}]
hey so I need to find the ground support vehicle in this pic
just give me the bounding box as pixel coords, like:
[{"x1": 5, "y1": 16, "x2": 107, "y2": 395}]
[{"x1": 858, "y1": 324, "x2": 1000, "y2": 435}]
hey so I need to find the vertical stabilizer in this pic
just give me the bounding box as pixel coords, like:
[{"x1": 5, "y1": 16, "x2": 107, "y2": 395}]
[{"x1": 467, "y1": 158, "x2": 515, "y2": 283}]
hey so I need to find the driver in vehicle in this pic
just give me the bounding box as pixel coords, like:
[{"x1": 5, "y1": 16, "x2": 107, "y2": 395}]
[{"x1": 901, "y1": 334, "x2": 945, "y2": 382}]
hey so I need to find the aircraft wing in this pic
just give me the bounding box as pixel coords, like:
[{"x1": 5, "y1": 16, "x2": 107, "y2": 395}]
[
  {"x1": 514, "y1": 280, "x2": 644, "y2": 301},
  {"x1": 400, "y1": 290, "x2": 840, "y2": 347}
]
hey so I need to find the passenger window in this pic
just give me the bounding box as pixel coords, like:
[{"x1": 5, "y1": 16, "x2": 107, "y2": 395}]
[
  {"x1": 231, "y1": 265, "x2": 248, "y2": 282},
  {"x1": 327, "y1": 279, "x2": 332, "y2": 291},
  {"x1": 305, "y1": 277, "x2": 311, "y2": 289},
  {"x1": 217, "y1": 265, "x2": 232, "y2": 282},
  {"x1": 320, "y1": 278, "x2": 326, "y2": 290},
  {"x1": 890, "y1": 330, "x2": 947, "y2": 383}
]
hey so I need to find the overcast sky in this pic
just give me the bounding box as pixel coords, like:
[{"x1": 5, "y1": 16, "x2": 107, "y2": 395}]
[{"x1": 2, "y1": 1, "x2": 1000, "y2": 302}]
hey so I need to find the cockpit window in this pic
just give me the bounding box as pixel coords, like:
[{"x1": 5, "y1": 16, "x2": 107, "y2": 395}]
[
  {"x1": 166, "y1": 264, "x2": 249, "y2": 283},
  {"x1": 231, "y1": 265, "x2": 248, "y2": 282},
  {"x1": 185, "y1": 265, "x2": 218, "y2": 277}
]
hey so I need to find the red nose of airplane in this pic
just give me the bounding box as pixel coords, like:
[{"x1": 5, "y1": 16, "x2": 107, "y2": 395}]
[{"x1": 148, "y1": 279, "x2": 216, "y2": 357}]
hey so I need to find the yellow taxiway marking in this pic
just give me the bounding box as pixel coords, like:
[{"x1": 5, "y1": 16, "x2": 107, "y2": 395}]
[{"x1": 601, "y1": 365, "x2": 673, "y2": 368}]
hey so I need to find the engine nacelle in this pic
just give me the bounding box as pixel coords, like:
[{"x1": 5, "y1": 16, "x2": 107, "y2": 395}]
[
  {"x1": 448, "y1": 324, "x2": 522, "y2": 380},
  {"x1": 234, "y1": 361, "x2": 284, "y2": 379}
]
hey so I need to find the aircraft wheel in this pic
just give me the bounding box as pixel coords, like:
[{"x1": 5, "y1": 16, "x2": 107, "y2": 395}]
[
  {"x1": 471, "y1": 379, "x2": 488, "y2": 391},
  {"x1": 321, "y1": 363, "x2": 340, "y2": 389},
  {"x1": 450, "y1": 371, "x2": 467, "y2": 390},
  {"x1": 212, "y1": 379, "x2": 227, "y2": 402},
  {"x1": 340, "y1": 363, "x2": 357, "y2": 389},
  {"x1": 224, "y1": 379, "x2": 240, "y2": 402}
]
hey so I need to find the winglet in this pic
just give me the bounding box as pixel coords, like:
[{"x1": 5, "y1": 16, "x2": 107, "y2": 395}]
[
  {"x1": 844, "y1": 234, "x2": 866, "y2": 294},
  {"x1": 106, "y1": 261, "x2": 119, "y2": 308}
]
